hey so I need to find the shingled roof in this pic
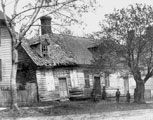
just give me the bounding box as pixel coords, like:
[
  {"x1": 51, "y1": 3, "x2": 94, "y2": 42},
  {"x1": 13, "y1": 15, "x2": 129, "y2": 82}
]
[
  {"x1": 53, "y1": 34, "x2": 94, "y2": 65},
  {"x1": 27, "y1": 34, "x2": 95, "y2": 65},
  {"x1": 21, "y1": 34, "x2": 76, "y2": 67}
]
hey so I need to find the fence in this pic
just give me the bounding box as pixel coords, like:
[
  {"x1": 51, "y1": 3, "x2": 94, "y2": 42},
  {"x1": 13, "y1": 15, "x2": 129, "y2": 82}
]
[{"x1": 0, "y1": 83, "x2": 37, "y2": 107}]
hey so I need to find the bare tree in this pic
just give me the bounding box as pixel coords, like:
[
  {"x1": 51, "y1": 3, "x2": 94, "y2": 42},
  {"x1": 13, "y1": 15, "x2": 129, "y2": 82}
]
[
  {"x1": 97, "y1": 4, "x2": 153, "y2": 103},
  {"x1": 0, "y1": 0, "x2": 96, "y2": 111}
]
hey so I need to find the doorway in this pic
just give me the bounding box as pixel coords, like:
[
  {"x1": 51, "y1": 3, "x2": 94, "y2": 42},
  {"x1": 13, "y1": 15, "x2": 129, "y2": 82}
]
[
  {"x1": 59, "y1": 78, "x2": 68, "y2": 98},
  {"x1": 94, "y1": 76, "x2": 101, "y2": 95}
]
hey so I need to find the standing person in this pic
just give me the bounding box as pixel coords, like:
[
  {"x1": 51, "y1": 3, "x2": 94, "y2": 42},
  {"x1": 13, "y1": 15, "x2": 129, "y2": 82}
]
[
  {"x1": 126, "y1": 91, "x2": 131, "y2": 103},
  {"x1": 91, "y1": 89, "x2": 98, "y2": 102},
  {"x1": 116, "y1": 89, "x2": 120, "y2": 103},
  {"x1": 102, "y1": 86, "x2": 106, "y2": 100},
  {"x1": 134, "y1": 88, "x2": 137, "y2": 102}
]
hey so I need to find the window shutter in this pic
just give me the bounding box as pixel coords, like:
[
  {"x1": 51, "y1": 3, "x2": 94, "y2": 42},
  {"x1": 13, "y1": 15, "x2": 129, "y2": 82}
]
[
  {"x1": 45, "y1": 71, "x2": 55, "y2": 91},
  {"x1": 0, "y1": 28, "x2": 1, "y2": 46},
  {"x1": 105, "y1": 72, "x2": 110, "y2": 87},
  {"x1": 84, "y1": 71, "x2": 90, "y2": 88},
  {"x1": 0, "y1": 59, "x2": 2, "y2": 81}
]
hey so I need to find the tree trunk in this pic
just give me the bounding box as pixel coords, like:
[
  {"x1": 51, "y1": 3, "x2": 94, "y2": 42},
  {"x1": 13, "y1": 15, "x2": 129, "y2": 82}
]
[
  {"x1": 10, "y1": 49, "x2": 19, "y2": 111},
  {"x1": 134, "y1": 80, "x2": 145, "y2": 103}
]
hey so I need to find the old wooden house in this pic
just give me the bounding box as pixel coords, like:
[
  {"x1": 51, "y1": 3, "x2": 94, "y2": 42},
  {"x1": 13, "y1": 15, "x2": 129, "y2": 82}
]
[
  {"x1": 1, "y1": 11, "x2": 152, "y2": 105},
  {"x1": 17, "y1": 16, "x2": 105, "y2": 101}
]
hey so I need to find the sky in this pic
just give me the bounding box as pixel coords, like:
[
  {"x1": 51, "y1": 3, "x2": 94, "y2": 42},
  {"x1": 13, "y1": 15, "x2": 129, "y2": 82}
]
[
  {"x1": 74, "y1": 0, "x2": 153, "y2": 36},
  {"x1": 2, "y1": 0, "x2": 153, "y2": 37}
]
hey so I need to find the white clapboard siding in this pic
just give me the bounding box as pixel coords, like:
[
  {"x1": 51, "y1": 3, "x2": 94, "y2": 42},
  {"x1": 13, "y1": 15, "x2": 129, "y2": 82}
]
[
  {"x1": 0, "y1": 27, "x2": 12, "y2": 86},
  {"x1": 45, "y1": 70, "x2": 55, "y2": 91},
  {"x1": 36, "y1": 70, "x2": 60, "y2": 101},
  {"x1": 77, "y1": 71, "x2": 85, "y2": 88},
  {"x1": 89, "y1": 74, "x2": 93, "y2": 87},
  {"x1": 109, "y1": 74, "x2": 119, "y2": 88},
  {"x1": 36, "y1": 70, "x2": 47, "y2": 92},
  {"x1": 53, "y1": 69, "x2": 70, "y2": 88},
  {"x1": 100, "y1": 76, "x2": 105, "y2": 87},
  {"x1": 70, "y1": 70, "x2": 78, "y2": 87}
]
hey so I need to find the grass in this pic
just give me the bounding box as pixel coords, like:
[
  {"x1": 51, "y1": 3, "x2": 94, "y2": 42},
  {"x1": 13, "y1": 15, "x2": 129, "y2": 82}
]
[{"x1": 0, "y1": 99, "x2": 153, "y2": 118}]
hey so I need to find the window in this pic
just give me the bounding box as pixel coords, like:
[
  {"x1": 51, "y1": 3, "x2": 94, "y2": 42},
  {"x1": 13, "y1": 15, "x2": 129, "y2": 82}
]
[
  {"x1": 0, "y1": 59, "x2": 2, "y2": 81},
  {"x1": 85, "y1": 79, "x2": 90, "y2": 88},
  {"x1": 0, "y1": 28, "x2": 1, "y2": 46},
  {"x1": 0, "y1": 20, "x2": 5, "y2": 46},
  {"x1": 46, "y1": 71, "x2": 55, "y2": 91},
  {"x1": 84, "y1": 70, "x2": 90, "y2": 88},
  {"x1": 93, "y1": 76, "x2": 101, "y2": 94},
  {"x1": 104, "y1": 72, "x2": 110, "y2": 87},
  {"x1": 42, "y1": 44, "x2": 48, "y2": 57}
]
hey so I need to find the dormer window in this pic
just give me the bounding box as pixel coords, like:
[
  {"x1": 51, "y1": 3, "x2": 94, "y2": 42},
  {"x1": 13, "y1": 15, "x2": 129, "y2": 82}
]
[
  {"x1": 42, "y1": 44, "x2": 48, "y2": 57},
  {"x1": 36, "y1": 38, "x2": 49, "y2": 57}
]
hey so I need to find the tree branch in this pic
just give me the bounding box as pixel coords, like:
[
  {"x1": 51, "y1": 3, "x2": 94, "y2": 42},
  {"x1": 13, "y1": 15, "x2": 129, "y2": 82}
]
[
  {"x1": 144, "y1": 68, "x2": 153, "y2": 83},
  {"x1": 32, "y1": 3, "x2": 66, "y2": 24},
  {"x1": 19, "y1": 0, "x2": 44, "y2": 41},
  {"x1": 13, "y1": 0, "x2": 19, "y2": 17},
  {"x1": 56, "y1": 11, "x2": 79, "y2": 23},
  {"x1": 10, "y1": 0, "x2": 77, "y2": 22}
]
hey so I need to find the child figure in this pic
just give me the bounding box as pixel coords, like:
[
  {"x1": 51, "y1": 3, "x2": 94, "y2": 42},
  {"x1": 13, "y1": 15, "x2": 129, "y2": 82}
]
[
  {"x1": 116, "y1": 89, "x2": 120, "y2": 103},
  {"x1": 91, "y1": 89, "x2": 98, "y2": 102},
  {"x1": 126, "y1": 90, "x2": 131, "y2": 103},
  {"x1": 102, "y1": 86, "x2": 106, "y2": 100}
]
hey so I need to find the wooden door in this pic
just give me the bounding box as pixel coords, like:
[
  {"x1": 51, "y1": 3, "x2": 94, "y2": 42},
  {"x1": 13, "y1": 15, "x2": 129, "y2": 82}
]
[
  {"x1": 59, "y1": 78, "x2": 68, "y2": 98},
  {"x1": 94, "y1": 76, "x2": 101, "y2": 95}
]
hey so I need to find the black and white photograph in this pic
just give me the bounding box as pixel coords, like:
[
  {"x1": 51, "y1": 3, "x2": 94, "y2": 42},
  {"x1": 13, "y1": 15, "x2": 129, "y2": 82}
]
[{"x1": 0, "y1": 0, "x2": 153, "y2": 120}]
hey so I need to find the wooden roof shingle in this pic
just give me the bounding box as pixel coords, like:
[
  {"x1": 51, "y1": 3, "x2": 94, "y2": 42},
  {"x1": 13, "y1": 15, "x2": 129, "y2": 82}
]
[
  {"x1": 22, "y1": 34, "x2": 95, "y2": 67},
  {"x1": 21, "y1": 35, "x2": 76, "y2": 67}
]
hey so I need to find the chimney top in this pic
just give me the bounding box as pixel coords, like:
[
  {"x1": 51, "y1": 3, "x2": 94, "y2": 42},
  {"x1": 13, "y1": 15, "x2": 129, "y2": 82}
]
[
  {"x1": 40, "y1": 16, "x2": 52, "y2": 35},
  {"x1": 40, "y1": 16, "x2": 52, "y2": 21}
]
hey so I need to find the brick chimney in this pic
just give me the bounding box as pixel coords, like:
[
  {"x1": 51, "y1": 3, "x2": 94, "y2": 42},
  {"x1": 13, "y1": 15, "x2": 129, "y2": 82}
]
[{"x1": 40, "y1": 16, "x2": 52, "y2": 35}]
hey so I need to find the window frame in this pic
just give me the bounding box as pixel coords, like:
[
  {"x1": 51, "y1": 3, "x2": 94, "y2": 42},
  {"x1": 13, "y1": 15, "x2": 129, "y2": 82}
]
[
  {"x1": 104, "y1": 71, "x2": 110, "y2": 88},
  {"x1": 0, "y1": 59, "x2": 2, "y2": 81},
  {"x1": 41, "y1": 44, "x2": 48, "y2": 57},
  {"x1": 0, "y1": 27, "x2": 1, "y2": 46},
  {"x1": 84, "y1": 70, "x2": 90, "y2": 88}
]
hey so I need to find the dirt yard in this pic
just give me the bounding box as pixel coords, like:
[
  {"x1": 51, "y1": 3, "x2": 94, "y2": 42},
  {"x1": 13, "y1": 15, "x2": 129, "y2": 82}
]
[{"x1": 0, "y1": 99, "x2": 153, "y2": 119}]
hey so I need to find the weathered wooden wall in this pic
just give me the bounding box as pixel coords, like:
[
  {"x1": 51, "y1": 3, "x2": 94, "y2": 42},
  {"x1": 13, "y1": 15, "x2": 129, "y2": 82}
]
[
  {"x1": 36, "y1": 69, "x2": 60, "y2": 101},
  {"x1": 106, "y1": 73, "x2": 125, "y2": 96},
  {"x1": 53, "y1": 68, "x2": 71, "y2": 89},
  {"x1": 0, "y1": 26, "x2": 12, "y2": 86},
  {"x1": 53, "y1": 68, "x2": 98, "y2": 91},
  {"x1": 36, "y1": 67, "x2": 104, "y2": 101},
  {"x1": 0, "y1": 83, "x2": 37, "y2": 106},
  {"x1": 36, "y1": 67, "x2": 153, "y2": 100},
  {"x1": 17, "y1": 45, "x2": 37, "y2": 84},
  {"x1": 69, "y1": 68, "x2": 103, "y2": 89}
]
